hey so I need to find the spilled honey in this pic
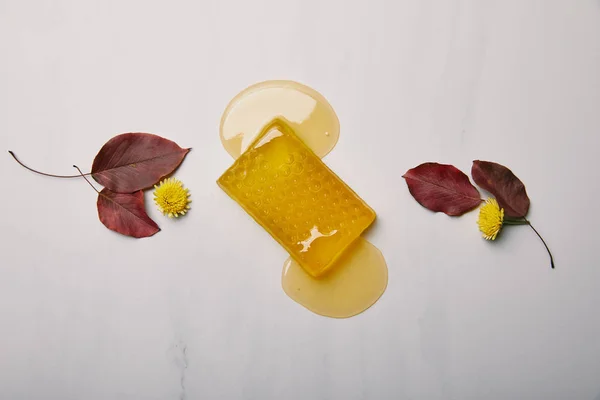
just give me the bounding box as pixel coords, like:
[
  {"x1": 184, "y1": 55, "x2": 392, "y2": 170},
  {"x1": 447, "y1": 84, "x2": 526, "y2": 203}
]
[
  {"x1": 220, "y1": 80, "x2": 340, "y2": 159},
  {"x1": 282, "y1": 238, "x2": 388, "y2": 318},
  {"x1": 219, "y1": 81, "x2": 388, "y2": 318}
]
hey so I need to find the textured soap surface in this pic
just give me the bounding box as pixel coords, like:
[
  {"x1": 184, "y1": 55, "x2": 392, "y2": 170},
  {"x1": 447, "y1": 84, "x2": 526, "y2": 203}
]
[{"x1": 217, "y1": 119, "x2": 375, "y2": 277}]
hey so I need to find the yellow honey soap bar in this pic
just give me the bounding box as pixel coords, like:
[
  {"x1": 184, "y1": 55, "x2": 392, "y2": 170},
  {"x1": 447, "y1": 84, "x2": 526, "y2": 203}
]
[{"x1": 217, "y1": 119, "x2": 376, "y2": 277}]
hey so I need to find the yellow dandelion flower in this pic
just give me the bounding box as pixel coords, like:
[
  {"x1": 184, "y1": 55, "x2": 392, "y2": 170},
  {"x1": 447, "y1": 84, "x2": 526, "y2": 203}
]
[
  {"x1": 153, "y1": 178, "x2": 191, "y2": 218},
  {"x1": 478, "y1": 198, "x2": 504, "y2": 240}
]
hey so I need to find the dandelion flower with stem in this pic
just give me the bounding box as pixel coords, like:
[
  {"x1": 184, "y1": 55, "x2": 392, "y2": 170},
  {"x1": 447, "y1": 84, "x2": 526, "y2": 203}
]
[
  {"x1": 478, "y1": 197, "x2": 555, "y2": 269},
  {"x1": 154, "y1": 178, "x2": 191, "y2": 218}
]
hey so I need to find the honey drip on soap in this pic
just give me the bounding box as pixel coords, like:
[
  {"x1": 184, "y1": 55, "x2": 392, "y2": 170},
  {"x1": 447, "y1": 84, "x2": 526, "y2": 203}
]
[
  {"x1": 220, "y1": 81, "x2": 388, "y2": 318},
  {"x1": 220, "y1": 80, "x2": 340, "y2": 159},
  {"x1": 282, "y1": 238, "x2": 388, "y2": 318}
]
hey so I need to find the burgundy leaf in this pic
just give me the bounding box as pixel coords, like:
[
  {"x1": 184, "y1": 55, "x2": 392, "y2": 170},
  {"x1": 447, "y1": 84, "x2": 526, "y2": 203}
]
[
  {"x1": 97, "y1": 189, "x2": 160, "y2": 238},
  {"x1": 471, "y1": 160, "x2": 530, "y2": 218},
  {"x1": 92, "y1": 133, "x2": 190, "y2": 193},
  {"x1": 403, "y1": 162, "x2": 482, "y2": 216}
]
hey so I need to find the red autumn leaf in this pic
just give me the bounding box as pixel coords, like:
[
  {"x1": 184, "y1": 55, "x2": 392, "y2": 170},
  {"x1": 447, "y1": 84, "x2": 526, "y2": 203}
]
[
  {"x1": 471, "y1": 160, "x2": 530, "y2": 218},
  {"x1": 403, "y1": 162, "x2": 482, "y2": 216},
  {"x1": 91, "y1": 133, "x2": 190, "y2": 193},
  {"x1": 97, "y1": 189, "x2": 160, "y2": 238}
]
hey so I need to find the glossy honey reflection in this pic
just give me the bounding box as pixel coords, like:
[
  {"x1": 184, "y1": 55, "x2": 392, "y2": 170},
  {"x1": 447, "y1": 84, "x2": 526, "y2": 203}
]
[
  {"x1": 220, "y1": 80, "x2": 340, "y2": 159},
  {"x1": 218, "y1": 119, "x2": 375, "y2": 277},
  {"x1": 282, "y1": 237, "x2": 388, "y2": 318}
]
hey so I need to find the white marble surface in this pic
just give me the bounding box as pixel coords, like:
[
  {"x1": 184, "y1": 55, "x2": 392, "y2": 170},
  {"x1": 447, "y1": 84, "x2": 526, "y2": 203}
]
[{"x1": 1, "y1": 1, "x2": 600, "y2": 399}]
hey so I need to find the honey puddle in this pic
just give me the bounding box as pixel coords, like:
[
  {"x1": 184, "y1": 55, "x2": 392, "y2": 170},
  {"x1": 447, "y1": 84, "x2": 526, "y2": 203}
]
[
  {"x1": 220, "y1": 80, "x2": 388, "y2": 318},
  {"x1": 220, "y1": 80, "x2": 340, "y2": 159},
  {"x1": 282, "y1": 238, "x2": 388, "y2": 318}
]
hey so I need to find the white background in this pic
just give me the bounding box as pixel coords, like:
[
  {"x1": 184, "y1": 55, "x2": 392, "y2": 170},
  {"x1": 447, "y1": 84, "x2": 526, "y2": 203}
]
[{"x1": 1, "y1": 1, "x2": 600, "y2": 399}]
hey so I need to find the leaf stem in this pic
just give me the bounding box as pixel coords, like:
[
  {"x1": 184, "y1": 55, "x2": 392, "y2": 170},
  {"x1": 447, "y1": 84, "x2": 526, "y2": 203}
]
[
  {"x1": 8, "y1": 150, "x2": 91, "y2": 178},
  {"x1": 73, "y1": 165, "x2": 99, "y2": 194},
  {"x1": 522, "y1": 217, "x2": 555, "y2": 269}
]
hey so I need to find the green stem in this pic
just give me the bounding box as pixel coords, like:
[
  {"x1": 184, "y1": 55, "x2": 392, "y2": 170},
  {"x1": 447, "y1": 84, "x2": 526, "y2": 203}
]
[
  {"x1": 503, "y1": 219, "x2": 529, "y2": 225},
  {"x1": 8, "y1": 150, "x2": 91, "y2": 178}
]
